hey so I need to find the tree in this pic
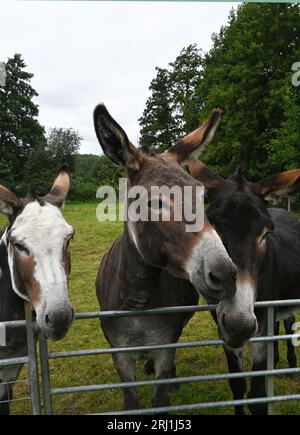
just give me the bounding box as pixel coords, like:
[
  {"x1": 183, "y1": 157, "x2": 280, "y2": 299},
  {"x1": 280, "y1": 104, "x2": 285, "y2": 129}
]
[
  {"x1": 70, "y1": 154, "x2": 125, "y2": 201},
  {"x1": 0, "y1": 54, "x2": 46, "y2": 189},
  {"x1": 23, "y1": 144, "x2": 54, "y2": 194},
  {"x1": 46, "y1": 127, "x2": 82, "y2": 171},
  {"x1": 266, "y1": 46, "x2": 300, "y2": 173},
  {"x1": 196, "y1": 3, "x2": 300, "y2": 179},
  {"x1": 140, "y1": 5, "x2": 300, "y2": 178},
  {"x1": 74, "y1": 154, "x2": 123, "y2": 187},
  {"x1": 139, "y1": 46, "x2": 203, "y2": 153},
  {"x1": 169, "y1": 44, "x2": 203, "y2": 135},
  {"x1": 139, "y1": 67, "x2": 177, "y2": 154}
]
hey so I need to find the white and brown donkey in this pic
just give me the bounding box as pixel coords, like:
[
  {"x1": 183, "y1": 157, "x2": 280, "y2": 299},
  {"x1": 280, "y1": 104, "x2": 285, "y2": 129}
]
[
  {"x1": 94, "y1": 104, "x2": 237, "y2": 410},
  {"x1": 0, "y1": 167, "x2": 74, "y2": 414}
]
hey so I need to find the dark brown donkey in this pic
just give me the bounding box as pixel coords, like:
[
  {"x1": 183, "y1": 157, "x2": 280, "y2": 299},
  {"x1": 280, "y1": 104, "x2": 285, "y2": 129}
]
[
  {"x1": 94, "y1": 104, "x2": 237, "y2": 410},
  {"x1": 172, "y1": 131, "x2": 300, "y2": 414}
]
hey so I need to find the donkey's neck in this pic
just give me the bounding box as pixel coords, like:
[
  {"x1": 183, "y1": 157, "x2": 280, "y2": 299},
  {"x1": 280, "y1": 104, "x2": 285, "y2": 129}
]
[
  {"x1": 0, "y1": 231, "x2": 25, "y2": 321},
  {"x1": 119, "y1": 226, "x2": 161, "y2": 310}
]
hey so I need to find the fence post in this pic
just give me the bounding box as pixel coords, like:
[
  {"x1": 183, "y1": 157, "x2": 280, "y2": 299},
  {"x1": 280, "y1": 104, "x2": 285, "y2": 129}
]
[
  {"x1": 39, "y1": 333, "x2": 53, "y2": 415},
  {"x1": 25, "y1": 303, "x2": 41, "y2": 415},
  {"x1": 266, "y1": 305, "x2": 275, "y2": 415}
]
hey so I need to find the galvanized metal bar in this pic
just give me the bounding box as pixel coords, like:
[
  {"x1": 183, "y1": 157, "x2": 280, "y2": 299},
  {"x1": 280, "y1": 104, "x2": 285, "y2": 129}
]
[
  {"x1": 0, "y1": 396, "x2": 32, "y2": 405},
  {"x1": 38, "y1": 333, "x2": 53, "y2": 415},
  {"x1": 25, "y1": 303, "x2": 41, "y2": 416},
  {"x1": 96, "y1": 393, "x2": 300, "y2": 415},
  {"x1": 47, "y1": 332, "x2": 300, "y2": 360},
  {"x1": 267, "y1": 306, "x2": 275, "y2": 415},
  {"x1": 1, "y1": 320, "x2": 27, "y2": 328},
  {"x1": 74, "y1": 299, "x2": 300, "y2": 320},
  {"x1": 48, "y1": 339, "x2": 223, "y2": 359},
  {"x1": 0, "y1": 301, "x2": 298, "y2": 325},
  {"x1": 74, "y1": 305, "x2": 217, "y2": 320},
  {"x1": 51, "y1": 366, "x2": 300, "y2": 396},
  {"x1": 0, "y1": 356, "x2": 28, "y2": 367},
  {"x1": 0, "y1": 378, "x2": 29, "y2": 387}
]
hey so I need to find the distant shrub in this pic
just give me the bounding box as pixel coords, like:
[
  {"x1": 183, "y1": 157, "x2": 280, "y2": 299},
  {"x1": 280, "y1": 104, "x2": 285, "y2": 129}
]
[
  {"x1": 69, "y1": 176, "x2": 99, "y2": 201},
  {"x1": 69, "y1": 154, "x2": 125, "y2": 200}
]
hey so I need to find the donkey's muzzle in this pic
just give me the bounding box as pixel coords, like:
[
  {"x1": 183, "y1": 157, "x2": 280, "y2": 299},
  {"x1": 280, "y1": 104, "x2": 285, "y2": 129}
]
[
  {"x1": 43, "y1": 306, "x2": 74, "y2": 340},
  {"x1": 218, "y1": 311, "x2": 258, "y2": 349}
]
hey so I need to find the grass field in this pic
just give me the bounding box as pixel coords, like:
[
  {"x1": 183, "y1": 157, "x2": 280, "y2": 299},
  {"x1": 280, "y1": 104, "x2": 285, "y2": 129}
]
[{"x1": 1, "y1": 202, "x2": 300, "y2": 415}]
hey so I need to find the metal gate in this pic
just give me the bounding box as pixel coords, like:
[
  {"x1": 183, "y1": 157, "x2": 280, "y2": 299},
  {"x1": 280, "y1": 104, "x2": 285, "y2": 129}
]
[
  {"x1": 1, "y1": 300, "x2": 300, "y2": 415},
  {"x1": 0, "y1": 304, "x2": 41, "y2": 415}
]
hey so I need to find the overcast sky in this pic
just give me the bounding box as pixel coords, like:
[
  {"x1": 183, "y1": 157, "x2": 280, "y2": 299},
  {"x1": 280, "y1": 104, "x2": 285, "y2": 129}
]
[{"x1": 0, "y1": 1, "x2": 237, "y2": 155}]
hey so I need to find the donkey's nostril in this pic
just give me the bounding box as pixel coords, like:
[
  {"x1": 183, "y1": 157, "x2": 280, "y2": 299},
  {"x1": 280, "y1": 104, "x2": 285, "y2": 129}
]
[
  {"x1": 41, "y1": 307, "x2": 74, "y2": 340},
  {"x1": 44, "y1": 310, "x2": 72, "y2": 330},
  {"x1": 230, "y1": 270, "x2": 237, "y2": 282},
  {"x1": 45, "y1": 314, "x2": 55, "y2": 328}
]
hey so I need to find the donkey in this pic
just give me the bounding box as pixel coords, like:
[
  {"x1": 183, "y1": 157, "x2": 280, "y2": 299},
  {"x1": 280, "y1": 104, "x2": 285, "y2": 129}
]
[
  {"x1": 203, "y1": 168, "x2": 300, "y2": 416},
  {"x1": 94, "y1": 104, "x2": 237, "y2": 410},
  {"x1": 172, "y1": 132, "x2": 300, "y2": 414},
  {"x1": 0, "y1": 167, "x2": 74, "y2": 414}
]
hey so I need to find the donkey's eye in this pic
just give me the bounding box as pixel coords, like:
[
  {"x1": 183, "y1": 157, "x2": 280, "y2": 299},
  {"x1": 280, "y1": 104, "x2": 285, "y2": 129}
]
[
  {"x1": 259, "y1": 229, "x2": 271, "y2": 245},
  {"x1": 260, "y1": 234, "x2": 267, "y2": 244},
  {"x1": 14, "y1": 243, "x2": 29, "y2": 255}
]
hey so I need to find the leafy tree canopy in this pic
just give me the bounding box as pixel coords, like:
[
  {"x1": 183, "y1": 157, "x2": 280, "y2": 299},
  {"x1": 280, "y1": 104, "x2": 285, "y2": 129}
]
[
  {"x1": 139, "y1": 4, "x2": 300, "y2": 180},
  {"x1": 0, "y1": 54, "x2": 46, "y2": 190},
  {"x1": 139, "y1": 44, "x2": 203, "y2": 153},
  {"x1": 198, "y1": 3, "x2": 300, "y2": 179}
]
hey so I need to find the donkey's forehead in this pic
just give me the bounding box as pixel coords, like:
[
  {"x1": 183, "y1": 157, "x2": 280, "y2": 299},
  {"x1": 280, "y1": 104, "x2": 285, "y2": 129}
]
[
  {"x1": 11, "y1": 201, "x2": 72, "y2": 240},
  {"x1": 137, "y1": 155, "x2": 200, "y2": 187},
  {"x1": 220, "y1": 191, "x2": 262, "y2": 213},
  {"x1": 208, "y1": 188, "x2": 270, "y2": 234}
]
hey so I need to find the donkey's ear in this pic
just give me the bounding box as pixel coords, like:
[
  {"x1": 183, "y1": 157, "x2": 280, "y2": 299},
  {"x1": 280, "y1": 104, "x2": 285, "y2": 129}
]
[
  {"x1": 188, "y1": 160, "x2": 224, "y2": 192},
  {"x1": 252, "y1": 169, "x2": 300, "y2": 201},
  {"x1": 165, "y1": 108, "x2": 222, "y2": 164},
  {"x1": 43, "y1": 165, "x2": 71, "y2": 208},
  {"x1": 94, "y1": 104, "x2": 143, "y2": 171},
  {"x1": 0, "y1": 185, "x2": 22, "y2": 216}
]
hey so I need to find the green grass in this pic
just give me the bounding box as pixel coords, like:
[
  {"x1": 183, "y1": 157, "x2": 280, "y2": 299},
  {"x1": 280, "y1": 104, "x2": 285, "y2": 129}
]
[{"x1": 1, "y1": 204, "x2": 300, "y2": 414}]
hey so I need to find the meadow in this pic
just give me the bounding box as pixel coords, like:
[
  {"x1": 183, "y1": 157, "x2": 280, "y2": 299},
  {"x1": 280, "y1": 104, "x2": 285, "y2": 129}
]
[{"x1": 1, "y1": 202, "x2": 300, "y2": 415}]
